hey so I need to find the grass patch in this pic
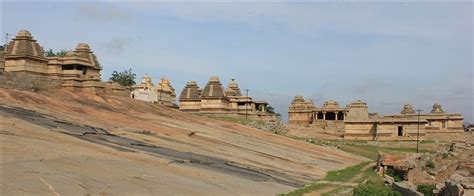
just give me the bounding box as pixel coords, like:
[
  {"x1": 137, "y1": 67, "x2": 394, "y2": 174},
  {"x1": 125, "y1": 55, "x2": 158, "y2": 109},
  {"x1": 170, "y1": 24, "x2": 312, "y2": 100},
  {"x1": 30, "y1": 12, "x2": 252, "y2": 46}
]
[
  {"x1": 420, "y1": 140, "x2": 436, "y2": 144},
  {"x1": 298, "y1": 138, "x2": 434, "y2": 161},
  {"x1": 354, "y1": 164, "x2": 382, "y2": 184},
  {"x1": 280, "y1": 162, "x2": 370, "y2": 196},
  {"x1": 279, "y1": 183, "x2": 328, "y2": 196},
  {"x1": 338, "y1": 144, "x2": 432, "y2": 161},
  {"x1": 353, "y1": 182, "x2": 402, "y2": 196},
  {"x1": 324, "y1": 162, "x2": 370, "y2": 182},
  {"x1": 321, "y1": 186, "x2": 348, "y2": 196}
]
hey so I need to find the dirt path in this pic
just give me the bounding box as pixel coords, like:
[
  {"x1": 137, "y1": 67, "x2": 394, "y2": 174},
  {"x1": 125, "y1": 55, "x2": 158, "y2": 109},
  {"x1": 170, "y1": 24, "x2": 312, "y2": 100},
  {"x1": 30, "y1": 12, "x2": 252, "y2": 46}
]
[{"x1": 351, "y1": 162, "x2": 377, "y2": 183}]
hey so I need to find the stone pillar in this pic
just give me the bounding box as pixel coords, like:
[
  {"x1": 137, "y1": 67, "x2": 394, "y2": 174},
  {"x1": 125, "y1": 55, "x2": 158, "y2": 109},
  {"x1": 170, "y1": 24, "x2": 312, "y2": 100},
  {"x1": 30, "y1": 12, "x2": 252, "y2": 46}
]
[
  {"x1": 336, "y1": 112, "x2": 339, "y2": 120},
  {"x1": 323, "y1": 112, "x2": 326, "y2": 120}
]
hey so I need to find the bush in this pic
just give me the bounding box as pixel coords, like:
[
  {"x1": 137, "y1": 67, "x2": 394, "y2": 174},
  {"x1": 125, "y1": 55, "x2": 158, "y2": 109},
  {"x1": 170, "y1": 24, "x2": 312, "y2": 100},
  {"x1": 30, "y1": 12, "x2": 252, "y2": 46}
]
[
  {"x1": 442, "y1": 153, "x2": 449, "y2": 159},
  {"x1": 385, "y1": 168, "x2": 402, "y2": 182},
  {"x1": 425, "y1": 160, "x2": 435, "y2": 169},
  {"x1": 417, "y1": 184, "x2": 436, "y2": 196},
  {"x1": 353, "y1": 182, "x2": 402, "y2": 196}
]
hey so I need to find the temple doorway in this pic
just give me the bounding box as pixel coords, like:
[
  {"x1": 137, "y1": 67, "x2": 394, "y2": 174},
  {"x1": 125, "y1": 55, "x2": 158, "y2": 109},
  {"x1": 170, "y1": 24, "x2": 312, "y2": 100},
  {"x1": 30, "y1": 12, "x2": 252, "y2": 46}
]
[
  {"x1": 398, "y1": 126, "x2": 403, "y2": 136},
  {"x1": 337, "y1": 112, "x2": 344, "y2": 120},
  {"x1": 326, "y1": 112, "x2": 336, "y2": 120},
  {"x1": 317, "y1": 112, "x2": 324, "y2": 119}
]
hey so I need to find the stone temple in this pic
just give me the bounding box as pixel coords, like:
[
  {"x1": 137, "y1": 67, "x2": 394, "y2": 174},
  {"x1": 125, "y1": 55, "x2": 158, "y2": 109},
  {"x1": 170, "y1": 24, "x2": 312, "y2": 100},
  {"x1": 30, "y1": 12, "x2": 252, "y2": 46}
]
[
  {"x1": 179, "y1": 76, "x2": 277, "y2": 121},
  {"x1": 288, "y1": 96, "x2": 464, "y2": 140},
  {"x1": 131, "y1": 74, "x2": 177, "y2": 107},
  {"x1": 0, "y1": 30, "x2": 128, "y2": 95}
]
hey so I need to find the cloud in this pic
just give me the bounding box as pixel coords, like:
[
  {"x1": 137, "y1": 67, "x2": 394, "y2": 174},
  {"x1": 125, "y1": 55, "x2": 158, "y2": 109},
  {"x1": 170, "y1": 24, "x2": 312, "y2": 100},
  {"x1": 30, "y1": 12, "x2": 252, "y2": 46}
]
[
  {"x1": 130, "y1": 2, "x2": 472, "y2": 40},
  {"x1": 76, "y1": 3, "x2": 132, "y2": 23},
  {"x1": 351, "y1": 80, "x2": 390, "y2": 96},
  {"x1": 99, "y1": 37, "x2": 134, "y2": 54}
]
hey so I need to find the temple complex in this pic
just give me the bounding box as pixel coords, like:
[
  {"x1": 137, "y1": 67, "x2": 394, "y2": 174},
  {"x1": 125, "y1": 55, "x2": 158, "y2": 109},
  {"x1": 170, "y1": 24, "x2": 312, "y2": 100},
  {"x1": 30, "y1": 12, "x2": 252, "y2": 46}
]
[
  {"x1": 1, "y1": 30, "x2": 128, "y2": 95},
  {"x1": 131, "y1": 74, "x2": 177, "y2": 107},
  {"x1": 288, "y1": 96, "x2": 347, "y2": 131},
  {"x1": 288, "y1": 96, "x2": 465, "y2": 140},
  {"x1": 179, "y1": 76, "x2": 277, "y2": 121}
]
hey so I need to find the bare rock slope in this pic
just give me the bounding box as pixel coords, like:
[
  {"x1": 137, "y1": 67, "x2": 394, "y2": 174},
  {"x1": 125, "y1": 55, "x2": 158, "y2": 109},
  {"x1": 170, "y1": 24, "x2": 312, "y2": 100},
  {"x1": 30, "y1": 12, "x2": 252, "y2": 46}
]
[{"x1": 0, "y1": 89, "x2": 366, "y2": 195}]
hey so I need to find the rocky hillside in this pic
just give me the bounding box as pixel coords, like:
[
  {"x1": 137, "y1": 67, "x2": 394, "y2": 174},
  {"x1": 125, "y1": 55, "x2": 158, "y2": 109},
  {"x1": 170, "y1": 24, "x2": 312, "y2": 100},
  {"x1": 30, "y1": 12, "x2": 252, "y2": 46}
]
[{"x1": 0, "y1": 88, "x2": 366, "y2": 195}]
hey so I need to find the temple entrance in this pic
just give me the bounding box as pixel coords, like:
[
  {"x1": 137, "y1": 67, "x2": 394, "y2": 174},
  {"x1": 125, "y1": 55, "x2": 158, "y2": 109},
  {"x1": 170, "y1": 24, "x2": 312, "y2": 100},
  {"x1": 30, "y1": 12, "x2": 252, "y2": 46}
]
[
  {"x1": 326, "y1": 112, "x2": 336, "y2": 120},
  {"x1": 398, "y1": 126, "x2": 403, "y2": 136},
  {"x1": 337, "y1": 112, "x2": 344, "y2": 121},
  {"x1": 317, "y1": 112, "x2": 324, "y2": 120}
]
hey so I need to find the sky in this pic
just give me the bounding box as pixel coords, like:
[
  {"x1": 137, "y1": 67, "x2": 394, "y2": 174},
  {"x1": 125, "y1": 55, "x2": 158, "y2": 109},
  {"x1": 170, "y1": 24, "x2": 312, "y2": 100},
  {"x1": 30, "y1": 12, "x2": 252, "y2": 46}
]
[{"x1": 2, "y1": 1, "x2": 473, "y2": 123}]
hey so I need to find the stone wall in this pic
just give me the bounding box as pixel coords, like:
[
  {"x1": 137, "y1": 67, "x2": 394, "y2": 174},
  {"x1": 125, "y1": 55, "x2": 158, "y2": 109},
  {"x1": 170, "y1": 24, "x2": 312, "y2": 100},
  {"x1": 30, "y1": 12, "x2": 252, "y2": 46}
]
[
  {"x1": 179, "y1": 101, "x2": 202, "y2": 112},
  {"x1": 392, "y1": 181, "x2": 423, "y2": 196},
  {"x1": 288, "y1": 112, "x2": 312, "y2": 126},
  {"x1": 0, "y1": 70, "x2": 63, "y2": 91},
  {"x1": 0, "y1": 70, "x2": 130, "y2": 97},
  {"x1": 344, "y1": 122, "x2": 377, "y2": 140}
]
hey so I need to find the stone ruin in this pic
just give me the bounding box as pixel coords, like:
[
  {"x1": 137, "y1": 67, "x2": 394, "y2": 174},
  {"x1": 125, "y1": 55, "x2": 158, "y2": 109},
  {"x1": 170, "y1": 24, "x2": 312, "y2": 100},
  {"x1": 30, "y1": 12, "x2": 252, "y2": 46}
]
[
  {"x1": 131, "y1": 74, "x2": 177, "y2": 107},
  {"x1": 179, "y1": 76, "x2": 277, "y2": 121},
  {"x1": 288, "y1": 96, "x2": 465, "y2": 141},
  {"x1": 0, "y1": 30, "x2": 128, "y2": 96}
]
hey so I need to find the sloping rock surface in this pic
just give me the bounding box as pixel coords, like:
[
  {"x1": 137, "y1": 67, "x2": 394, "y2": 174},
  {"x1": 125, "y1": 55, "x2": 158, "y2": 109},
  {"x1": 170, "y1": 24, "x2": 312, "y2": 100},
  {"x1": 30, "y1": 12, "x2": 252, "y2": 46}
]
[{"x1": 0, "y1": 89, "x2": 366, "y2": 195}]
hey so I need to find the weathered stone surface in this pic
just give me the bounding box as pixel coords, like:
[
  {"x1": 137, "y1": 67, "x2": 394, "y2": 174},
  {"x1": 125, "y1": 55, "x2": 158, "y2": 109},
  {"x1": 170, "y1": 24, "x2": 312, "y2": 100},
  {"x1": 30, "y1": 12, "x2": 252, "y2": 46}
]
[
  {"x1": 442, "y1": 181, "x2": 464, "y2": 196},
  {"x1": 392, "y1": 181, "x2": 423, "y2": 196}
]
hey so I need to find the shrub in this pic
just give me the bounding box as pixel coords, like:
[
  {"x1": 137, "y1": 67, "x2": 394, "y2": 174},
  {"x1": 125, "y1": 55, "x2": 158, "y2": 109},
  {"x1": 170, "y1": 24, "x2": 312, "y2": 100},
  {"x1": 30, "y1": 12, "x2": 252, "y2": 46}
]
[
  {"x1": 353, "y1": 182, "x2": 402, "y2": 196},
  {"x1": 417, "y1": 184, "x2": 436, "y2": 196},
  {"x1": 425, "y1": 160, "x2": 435, "y2": 169},
  {"x1": 385, "y1": 168, "x2": 402, "y2": 182},
  {"x1": 442, "y1": 153, "x2": 449, "y2": 159}
]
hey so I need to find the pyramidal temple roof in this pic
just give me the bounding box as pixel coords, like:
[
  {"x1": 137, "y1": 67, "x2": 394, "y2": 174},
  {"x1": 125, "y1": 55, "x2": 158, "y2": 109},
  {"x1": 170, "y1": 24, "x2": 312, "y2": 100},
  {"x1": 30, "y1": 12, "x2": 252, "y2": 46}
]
[
  {"x1": 200, "y1": 76, "x2": 226, "y2": 99},
  {"x1": 73, "y1": 43, "x2": 101, "y2": 68},
  {"x1": 179, "y1": 80, "x2": 201, "y2": 100},
  {"x1": 226, "y1": 79, "x2": 242, "y2": 96},
  {"x1": 5, "y1": 30, "x2": 46, "y2": 60}
]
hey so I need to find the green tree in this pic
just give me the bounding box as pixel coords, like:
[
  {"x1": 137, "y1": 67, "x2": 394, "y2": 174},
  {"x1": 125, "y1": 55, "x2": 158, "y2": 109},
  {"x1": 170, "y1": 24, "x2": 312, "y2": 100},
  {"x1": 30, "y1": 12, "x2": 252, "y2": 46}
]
[
  {"x1": 56, "y1": 49, "x2": 68, "y2": 57},
  {"x1": 44, "y1": 49, "x2": 68, "y2": 57},
  {"x1": 266, "y1": 105, "x2": 281, "y2": 117},
  {"x1": 0, "y1": 45, "x2": 4, "y2": 52},
  {"x1": 109, "y1": 68, "x2": 136, "y2": 87}
]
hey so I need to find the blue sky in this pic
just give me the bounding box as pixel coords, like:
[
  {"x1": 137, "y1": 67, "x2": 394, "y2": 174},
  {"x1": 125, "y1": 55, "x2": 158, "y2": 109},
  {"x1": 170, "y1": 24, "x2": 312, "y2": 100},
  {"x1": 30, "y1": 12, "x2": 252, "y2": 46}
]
[{"x1": 2, "y1": 2, "x2": 473, "y2": 122}]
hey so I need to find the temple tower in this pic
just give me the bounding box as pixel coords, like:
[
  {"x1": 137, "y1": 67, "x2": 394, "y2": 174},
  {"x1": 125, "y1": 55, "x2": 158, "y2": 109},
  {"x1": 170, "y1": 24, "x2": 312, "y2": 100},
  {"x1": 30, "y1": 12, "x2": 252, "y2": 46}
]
[
  {"x1": 401, "y1": 104, "x2": 416, "y2": 115},
  {"x1": 226, "y1": 79, "x2": 242, "y2": 96},
  {"x1": 199, "y1": 76, "x2": 229, "y2": 112},
  {"x1": 4, "y1": 30, "x2": 49, "y2": 74},
  {"x1": 288, "y1": 96, "x2": 315, "y2": 126},
  {"x1": 346, "y1": 100, "x2": 370, "y2": 121},
  {"x1": 179, "y1": 80, "x2": 202, "y2": 111},
  {"x1": 431, "y1": 103, "x2": 444, "y2": 114}
]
